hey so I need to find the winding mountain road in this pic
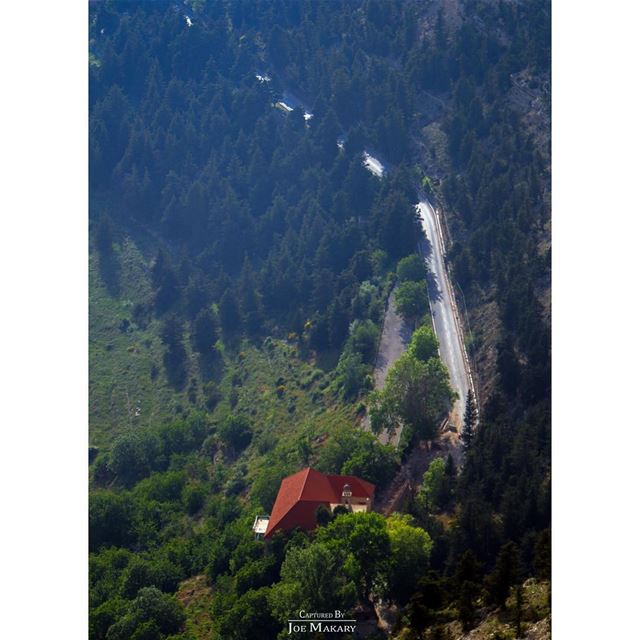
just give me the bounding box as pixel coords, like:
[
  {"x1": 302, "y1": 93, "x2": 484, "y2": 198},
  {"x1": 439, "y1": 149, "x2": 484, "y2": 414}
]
[
  {"x1": 353, "y1": 143, "x2": 472, "y2": 438},
  {"x1": 417, "y1": 198, "x2": 471, "y2": 429}
]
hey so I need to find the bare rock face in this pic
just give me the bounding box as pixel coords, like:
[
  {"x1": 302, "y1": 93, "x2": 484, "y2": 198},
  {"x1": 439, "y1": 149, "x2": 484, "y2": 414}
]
[
  {"x1": 392, "y1": 580, "x2": 551, "y2": 640},
  {"x1": 524, "y1": 617, "x2": 551, "y2": 640}
]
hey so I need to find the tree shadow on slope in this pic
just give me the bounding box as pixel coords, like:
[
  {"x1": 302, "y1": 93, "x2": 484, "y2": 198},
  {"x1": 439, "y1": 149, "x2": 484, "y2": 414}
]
[
  {"x1": 98, "y1": 250, "x2": 121, "y2": 297},
  {"x1": 198, "y1": 351, "x2": 225, "y2": 384}
]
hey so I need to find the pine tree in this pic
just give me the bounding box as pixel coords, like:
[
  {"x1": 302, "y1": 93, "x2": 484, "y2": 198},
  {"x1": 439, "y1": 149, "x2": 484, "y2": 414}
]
[
  {"x1": 191, "y1": 308, "x2": 219, "y2": 356},
  {"x1": 95, "y1": 214, "x2": 115, "y2": 256},
  {"x1": 315, "y1": 108, "x2": 341, "y2": 166},
  {"x1": 445, "y1": 453, "x2": 456, "y2": 477},
  {"x1": 160, "y1": 314, "x2": 187, "y2": 389},
  {"x1": 239, "y1": 257, "x2": 263, "y2": 336},
  {"x1": 458, "y1": 581, "x2": 476, "y2": 632},
  {"x1": 435, "y1": 7, "x2": 447, "y2": 50},
  {"x1": 514, "y1": 583, "x2": 523, "y2": 638},
  {"x1": 461, "y1": 390, "x2": 477, "y2": 450},
  {"x1": 152, "y1": 249, "x2": 180, "y2": 313},
  {"x1": 485, "y1": 542, "x2": 521, "y2": 609},
  {"x1": 218, "y1": 288, "x2": 241, "y2": 336}
]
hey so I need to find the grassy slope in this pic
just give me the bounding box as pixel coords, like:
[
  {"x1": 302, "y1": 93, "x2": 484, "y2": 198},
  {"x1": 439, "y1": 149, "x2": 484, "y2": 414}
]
[
  {"x1": 89, "y1": 237, "x2": 202, "y2": 449},
  {"x1": 90, "y1": 232, "x2": 373, "y2": 636},
  {"x1": 176, "y1": 575, "x2": 216, "y2": 640},
  {"x1": 89, "y1": 232, "x2": 358, "y2": 462},
  {"x1": 218, "y1": 338, "x2": 358, "y2": 489}
]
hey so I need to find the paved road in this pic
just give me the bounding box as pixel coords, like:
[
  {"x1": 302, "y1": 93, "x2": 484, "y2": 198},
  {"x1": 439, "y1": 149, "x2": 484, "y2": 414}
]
[
  {"x1": 366, "y1": 200, "x2": 472, "y2": 444},
  {"x1": 417, "y1": 199, "x2": 470, "y2": 429}
]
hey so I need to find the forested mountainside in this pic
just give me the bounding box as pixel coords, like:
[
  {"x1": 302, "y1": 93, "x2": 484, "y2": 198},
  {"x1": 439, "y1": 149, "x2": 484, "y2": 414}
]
[{"x1": 89, "y1": 1, "x2": 550, "y2": 639}]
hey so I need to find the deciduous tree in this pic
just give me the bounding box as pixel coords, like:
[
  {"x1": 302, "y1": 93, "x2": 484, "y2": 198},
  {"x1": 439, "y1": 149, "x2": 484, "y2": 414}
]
[
  {"x1": 378, "y1": 352, "x2": 455, "y2": 440},
  {"x1": 385, "y1": 514, "x2": 433, "y2": 604},
  {"x1": 104, "y1": 587, "x2": 185, "y2": 640},
  {"x1": 395, "y1": 281, "x2": 429, "y2": 323},
  {"x1": 397, "y1": 254, "x2": 427, "y2": 283},
  {"x1": 418, "y1": 457, "x2": 450, "y2": 512},
  {"x1": 408, "y1": 324, "x2": 439, "y2": 362},
  {"x1": 269, "y1": 544, "x2": 357, "y2": 622}
]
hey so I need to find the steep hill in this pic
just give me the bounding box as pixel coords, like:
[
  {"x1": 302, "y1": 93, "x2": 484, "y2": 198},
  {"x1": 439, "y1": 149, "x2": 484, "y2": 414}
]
[{"x1": 88, "y1": 2, "x2": 550, "y2": 639}]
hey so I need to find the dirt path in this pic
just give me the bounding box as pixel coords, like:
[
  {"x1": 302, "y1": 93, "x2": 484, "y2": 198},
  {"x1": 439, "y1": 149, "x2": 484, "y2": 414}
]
[
  {"x1": 364, "y1": 286, "x2": 413, "y2": 446},
  {"x1": 373, "y1": 285, "x2": 413, "y2": 391},
  {"x1": 367, "y1": 257, "x2": 465, "y2": 515},
  {"x1": 375, "y1": 432, "x2": 460, "y2": 515}
]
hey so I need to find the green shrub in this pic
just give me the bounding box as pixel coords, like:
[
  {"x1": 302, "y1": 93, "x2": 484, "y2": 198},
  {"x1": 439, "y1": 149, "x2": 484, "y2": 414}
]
[
  {"x1": 121, "y1": 557, "x2": 184, "y2": 598},
  {"x1": 103, "y1": 587, "x2": 185, "y2": 640},
  {"x1": 203, "y1": 381, "x2": 222, "y2": 411},
  {"x1": 134, "y1": 471, "x2": 187, "y2": 503},
  {"x1": 90, "y1": 491, "x2": 136, "y2": 552},
  {"x1": 417, "y1": 458, "x2": 450, "y2": 512},
  {"x1": 349, "y1": 319, "x2": 379, "y2": 364},
  {"x1": 333, "y1": 350, "x2": 369, "y2": 399},
  {"x1": 182, "y1": 483, "x2": 207, "y2": 515},
  {"x1": 218, "y1": 414, "x2": 252, "y2": 451},
  {"x1": 109, "y1": 430, "x2": 163, "y2": 486}
]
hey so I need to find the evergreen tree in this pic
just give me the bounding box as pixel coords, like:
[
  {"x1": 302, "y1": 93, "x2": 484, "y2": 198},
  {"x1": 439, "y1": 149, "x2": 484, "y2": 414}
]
[
  {"x1": 95, "y1": 214, "x2": 115, "y2": 256},
  {"x1": 461, "y1": 390, "x2": 477, "y2": 450},
  {"x1": 218, "y1": 288, "x2": 241, "y2": 336},
  {"x1": 184, "y1": 277, "x2": 210, "y2": 319},
  {"x1": 151, "y1": 249, "x2": 180, "y2": 314},
  {"x1": 315, "y1": 108, "x2": 342, "y2": 166},
  {"x1": 534, "y1": 528, "x2": 551, "y2": 581},
  {"x1": 191, "y1": 308, "x2": 219, "y2": 356},
  {"x1": 485, "y1": 542, "x2": 522, "y2": 609},
  {"x1": 454, "y1": 550, "x2": 482, "y2": 632},
  {"x1": 458, "y1": 580, "x2": 476, "y2": 632},
  {"x1": 239, "y1": 258, "x2": 263, "y2": 336},
  {"x1": 435, "y1": 7, "x2": 447, "y2": 50},
  {"x1": 160, "y1": 314, "x2": 187, "y2": 389},
  {"x1": 445, "y1": 453, "x2": 456, "y2": 477},
  {"x1": 514, "y1": 583, "x2": 523, "y2": 638}
]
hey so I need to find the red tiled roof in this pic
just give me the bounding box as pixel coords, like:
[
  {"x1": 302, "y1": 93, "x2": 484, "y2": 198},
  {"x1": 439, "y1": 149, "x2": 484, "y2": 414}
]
[
  {"x1": 325, "y1": 474, "x2": 375, "y2": 500},
  {"x1": 264, "y1": 468, "x2": 375, "y2": 538}
]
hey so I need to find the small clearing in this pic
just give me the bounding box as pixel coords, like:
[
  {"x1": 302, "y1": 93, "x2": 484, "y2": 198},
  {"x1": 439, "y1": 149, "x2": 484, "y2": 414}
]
[
  {"x1": 364, "y1": 285, "x2": 412, "y2": 447},
  {"x1": 372, "y1": 285, "x2": 412, "y2": 391}
]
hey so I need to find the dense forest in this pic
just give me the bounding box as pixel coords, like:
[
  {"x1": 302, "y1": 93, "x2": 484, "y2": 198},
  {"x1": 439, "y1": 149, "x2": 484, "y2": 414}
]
[{"x1": 89, "y1": 1, "x2": 550, "y2": 639}]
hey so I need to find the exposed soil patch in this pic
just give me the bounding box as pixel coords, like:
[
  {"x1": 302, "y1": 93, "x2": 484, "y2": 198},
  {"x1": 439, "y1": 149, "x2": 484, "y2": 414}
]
[
  {"x1": 376, "y1": 434, "x2": 461, "y2": 515},
  {"x1": 361, "y1": 285, "x2": 413, "y2": 447},
  {"x1": 372, "y1": 285, "x2": 413, "y2": 391},
  {"x1": 466, "y1": 294, "x2": 501, "y2": 410}
]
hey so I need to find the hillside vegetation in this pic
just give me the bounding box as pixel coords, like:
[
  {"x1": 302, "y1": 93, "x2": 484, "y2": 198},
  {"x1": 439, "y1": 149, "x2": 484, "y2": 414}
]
[{"x1": 89, "y1": 1, "x2": 550, "y2": 638}]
